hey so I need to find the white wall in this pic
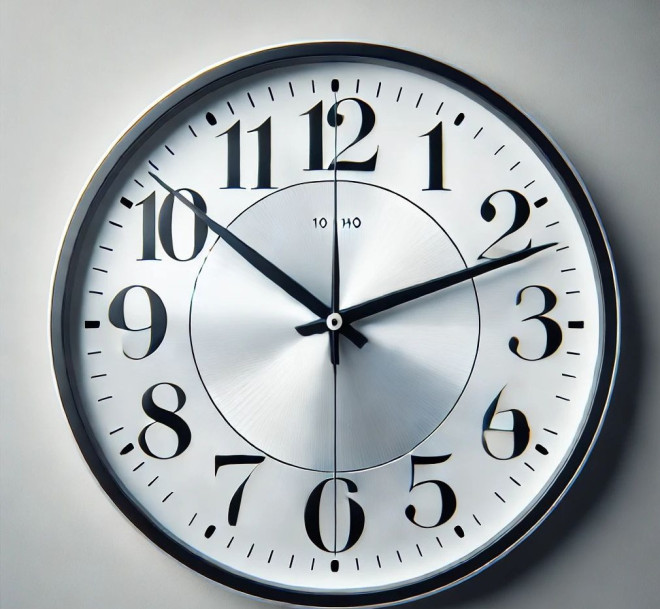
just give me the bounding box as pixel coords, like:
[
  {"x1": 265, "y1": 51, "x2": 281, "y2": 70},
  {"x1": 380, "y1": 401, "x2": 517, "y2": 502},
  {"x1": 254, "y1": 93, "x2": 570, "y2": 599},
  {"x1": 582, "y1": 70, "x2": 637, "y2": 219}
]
[{"x1": 1, "y1": 1, "x2": 659, "y2": 607}]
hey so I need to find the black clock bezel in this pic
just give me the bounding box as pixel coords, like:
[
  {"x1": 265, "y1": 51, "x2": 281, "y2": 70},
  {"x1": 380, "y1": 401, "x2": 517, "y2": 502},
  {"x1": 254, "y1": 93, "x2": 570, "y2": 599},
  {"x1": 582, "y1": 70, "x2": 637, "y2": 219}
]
[{"x1": 50, "y1": 42, "x2": 619, "y2": 607}]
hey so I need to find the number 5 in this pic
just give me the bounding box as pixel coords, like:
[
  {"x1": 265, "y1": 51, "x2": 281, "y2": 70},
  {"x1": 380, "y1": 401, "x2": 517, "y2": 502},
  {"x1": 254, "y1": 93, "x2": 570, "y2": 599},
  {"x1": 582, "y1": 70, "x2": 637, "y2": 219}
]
[{"x1": 405, "y1": 455, "x2": 457, "y2": 528}]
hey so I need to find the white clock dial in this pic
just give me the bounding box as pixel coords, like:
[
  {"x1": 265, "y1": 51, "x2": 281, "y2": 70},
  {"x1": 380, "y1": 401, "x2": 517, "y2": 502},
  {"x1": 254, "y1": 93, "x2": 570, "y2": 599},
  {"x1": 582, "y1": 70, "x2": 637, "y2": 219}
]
[{"x1": 51, "y1": 43, "x2": 618, "y2": 606}]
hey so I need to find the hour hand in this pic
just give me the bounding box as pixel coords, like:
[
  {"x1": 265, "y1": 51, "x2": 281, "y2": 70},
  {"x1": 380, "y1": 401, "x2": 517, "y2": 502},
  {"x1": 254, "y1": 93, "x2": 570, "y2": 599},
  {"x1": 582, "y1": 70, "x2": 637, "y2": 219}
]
[{"x1": 148, "y1": 172, "x2": 368, "y2": 348}]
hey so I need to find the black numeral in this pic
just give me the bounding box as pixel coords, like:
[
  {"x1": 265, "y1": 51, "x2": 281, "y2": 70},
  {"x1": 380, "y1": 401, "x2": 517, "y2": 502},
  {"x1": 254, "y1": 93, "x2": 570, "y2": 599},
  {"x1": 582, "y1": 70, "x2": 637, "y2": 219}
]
[
  {"x1": 247, "y1": 117, "x2": 274, "y2": 189},
  {"x1": 479, "y1": 190, "x2": 531, "y2": 259},
  {"x1": 422, "y1": 121, "x2": 449, "y2": 191},
  {"x1": 302, "y1": 101, "x2": 324, "y2": 170},
  {"x1": 215, "y1": 455, "x2": 265, "y2": 526},
  {"x1": 482, "y1": 388, "x2": 530, "y2": 459},
  {"x1": 405, "y1": 455, "x2": 457, "y2": 528},
  {"x1": 218, "y1": 118, "x2": 275, "y2": 189},
  {"x1": 218, "y1": 120, "x2": 242, "y2": 189},
  {"x1": 138, "y1": 192, "x2": 159, "y2": 260},
  {"x1": 138, "y1": 189, "x2": 208, "y2": 261},
  {"x1": 302, "y1": 98, "x2": 378, "y2": 171},
  {"x1": 138, "y1": 383, "x2": 191, "y2": 459},
  {"x1": 304, "y1": 478, "x2": 365, "y2": 553},
  {"x1": 108, "y1": 285, "x2": 167, "y2": 359},
  {"x1": 510, "y1": 285, "x2": 563, "y2": 360}
]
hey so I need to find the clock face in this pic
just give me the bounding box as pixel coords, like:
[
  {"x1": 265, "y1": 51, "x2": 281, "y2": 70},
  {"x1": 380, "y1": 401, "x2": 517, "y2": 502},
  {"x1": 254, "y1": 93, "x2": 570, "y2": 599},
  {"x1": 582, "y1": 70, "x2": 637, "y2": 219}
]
[{"x1": 51, "y1": 43, "x2": 618, "y2": 606}]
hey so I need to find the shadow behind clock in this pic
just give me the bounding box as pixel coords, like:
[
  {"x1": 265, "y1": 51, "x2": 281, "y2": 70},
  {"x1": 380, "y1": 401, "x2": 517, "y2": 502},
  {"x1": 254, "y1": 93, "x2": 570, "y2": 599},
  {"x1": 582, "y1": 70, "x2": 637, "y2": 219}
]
[{"x1": 410, "y1": 217, "x2": 641, "y2": 606}]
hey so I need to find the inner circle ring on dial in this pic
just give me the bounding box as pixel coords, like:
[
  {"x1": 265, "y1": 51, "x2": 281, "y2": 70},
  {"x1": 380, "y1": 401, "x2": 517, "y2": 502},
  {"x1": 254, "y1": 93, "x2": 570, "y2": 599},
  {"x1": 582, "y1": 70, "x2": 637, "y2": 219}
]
[{"x1": 189, "y1": 180, "x2": 481, "y2": 472}]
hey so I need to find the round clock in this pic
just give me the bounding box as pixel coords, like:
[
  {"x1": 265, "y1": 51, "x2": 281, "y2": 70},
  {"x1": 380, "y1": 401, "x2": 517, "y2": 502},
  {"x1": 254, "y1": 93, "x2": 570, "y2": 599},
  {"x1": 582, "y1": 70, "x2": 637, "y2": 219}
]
[{"x1": 51, "y1": 43, "x2": 619, "y2": 606}]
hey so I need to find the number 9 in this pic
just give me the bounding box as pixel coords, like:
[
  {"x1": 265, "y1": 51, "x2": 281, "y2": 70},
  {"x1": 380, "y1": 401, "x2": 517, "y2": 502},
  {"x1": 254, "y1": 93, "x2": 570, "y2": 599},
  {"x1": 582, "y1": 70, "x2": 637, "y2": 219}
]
[{"x1": 108, "y1": 285, "x2": 167, "y2": 359}]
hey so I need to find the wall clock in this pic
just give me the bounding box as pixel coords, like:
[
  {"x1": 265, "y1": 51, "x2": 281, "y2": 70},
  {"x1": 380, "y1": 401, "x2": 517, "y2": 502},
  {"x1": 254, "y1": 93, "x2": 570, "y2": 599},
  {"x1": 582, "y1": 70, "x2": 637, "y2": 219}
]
[{"x1": 50, "y1": 42, "x2": 619, "y2": 606}]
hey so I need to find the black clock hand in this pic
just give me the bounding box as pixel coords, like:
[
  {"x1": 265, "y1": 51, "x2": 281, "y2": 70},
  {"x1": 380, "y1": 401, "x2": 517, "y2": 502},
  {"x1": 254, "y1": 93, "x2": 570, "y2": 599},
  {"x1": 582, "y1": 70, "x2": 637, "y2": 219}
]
[
  {"x1": 296, "y1": 242, "x2": 557, "y2": 336},
  {"x1": 147, "y1": 172, "x2": 369, "y2": 348},
  {"x1": 329, "y1": 83, "x2": 341, "y2": 366}
]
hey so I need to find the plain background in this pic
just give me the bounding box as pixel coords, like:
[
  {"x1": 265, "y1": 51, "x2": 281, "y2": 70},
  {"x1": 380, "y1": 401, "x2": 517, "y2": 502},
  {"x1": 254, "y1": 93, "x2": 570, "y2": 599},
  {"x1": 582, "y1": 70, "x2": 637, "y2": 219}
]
[{"x1": 1, "y1": 1, "x2": 659, "y2": 608}]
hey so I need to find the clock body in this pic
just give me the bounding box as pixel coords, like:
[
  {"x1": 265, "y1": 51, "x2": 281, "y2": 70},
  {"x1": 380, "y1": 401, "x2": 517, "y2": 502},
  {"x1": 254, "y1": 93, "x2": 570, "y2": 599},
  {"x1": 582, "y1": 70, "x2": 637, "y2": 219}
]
[{"x1": 51, "y1": 43, "x2": 618, "y2": 606}]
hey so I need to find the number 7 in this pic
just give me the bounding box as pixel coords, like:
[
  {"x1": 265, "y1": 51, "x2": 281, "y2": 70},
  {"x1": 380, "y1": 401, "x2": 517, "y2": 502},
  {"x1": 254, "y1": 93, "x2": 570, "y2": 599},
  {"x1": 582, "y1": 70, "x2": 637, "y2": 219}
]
[{"x1": 215, "y1": 455, "x2": 265, "y2": 526}]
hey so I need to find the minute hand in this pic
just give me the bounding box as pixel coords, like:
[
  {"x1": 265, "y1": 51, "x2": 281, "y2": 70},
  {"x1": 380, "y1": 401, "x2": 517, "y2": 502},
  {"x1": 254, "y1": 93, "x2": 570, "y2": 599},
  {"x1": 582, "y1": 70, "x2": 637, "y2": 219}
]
[
  {"x1": 148, "y1": 172, "x2": 368, "y2": 348},
  {"x1": 295, "y1": 242, "x2": 557, "y2": 337}
]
